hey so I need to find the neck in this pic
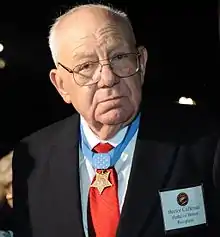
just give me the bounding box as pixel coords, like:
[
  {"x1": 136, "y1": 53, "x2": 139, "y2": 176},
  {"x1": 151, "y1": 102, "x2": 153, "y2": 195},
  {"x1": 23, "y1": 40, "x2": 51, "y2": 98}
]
[
  {"x1": 82, "y1": 112, "x2": 140, "y2": 140},
  {"x1": 89, "y1": 123, "x2": 122, "y2": 140}
]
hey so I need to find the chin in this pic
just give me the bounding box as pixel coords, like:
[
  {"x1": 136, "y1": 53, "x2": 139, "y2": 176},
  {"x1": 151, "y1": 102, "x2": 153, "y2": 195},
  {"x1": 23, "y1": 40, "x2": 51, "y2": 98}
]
[{"x1": 96, "y1": 108, "x2": 135, "y2": 126}]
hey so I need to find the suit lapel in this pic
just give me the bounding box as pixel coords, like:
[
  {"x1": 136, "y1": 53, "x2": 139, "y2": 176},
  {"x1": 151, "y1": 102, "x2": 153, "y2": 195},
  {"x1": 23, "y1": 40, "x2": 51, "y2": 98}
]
[
  {"x1": 117, "y1": 111, "x2": 178, "y2": 237},
  {"x1": 48, "y1": 115, "x2": 85, "y2": 237}
]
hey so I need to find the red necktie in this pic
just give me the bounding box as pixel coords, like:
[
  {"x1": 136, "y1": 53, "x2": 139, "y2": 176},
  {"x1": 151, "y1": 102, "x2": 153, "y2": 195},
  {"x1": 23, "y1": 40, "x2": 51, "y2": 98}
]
[{"x1": 88, "y1": 143, "x2": 120, "y2": 237}]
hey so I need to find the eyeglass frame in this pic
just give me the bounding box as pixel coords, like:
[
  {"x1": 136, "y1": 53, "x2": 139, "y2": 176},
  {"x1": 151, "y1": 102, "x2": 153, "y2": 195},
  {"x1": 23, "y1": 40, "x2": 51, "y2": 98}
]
[{"x1": 57, "y1": 52, "x2": 141, "y2": 86}]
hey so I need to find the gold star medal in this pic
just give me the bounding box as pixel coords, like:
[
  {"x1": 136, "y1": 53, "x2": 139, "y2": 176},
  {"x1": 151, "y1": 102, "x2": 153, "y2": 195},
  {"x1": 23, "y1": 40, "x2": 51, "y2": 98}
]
[{"x1": 91, "y1": 170, "x2": 112, "y2": 194}]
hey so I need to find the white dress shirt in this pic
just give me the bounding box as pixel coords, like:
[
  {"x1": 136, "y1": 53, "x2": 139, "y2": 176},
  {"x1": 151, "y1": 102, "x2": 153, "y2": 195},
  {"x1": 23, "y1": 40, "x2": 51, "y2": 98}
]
[{"x1": 79, "y1": 116, "x2": 138, "y2": 236}]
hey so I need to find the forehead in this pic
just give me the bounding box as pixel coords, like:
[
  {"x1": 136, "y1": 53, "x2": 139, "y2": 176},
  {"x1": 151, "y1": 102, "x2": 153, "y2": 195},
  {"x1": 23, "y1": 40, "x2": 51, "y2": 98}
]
[
  {"x1": 57, "y1": 9, "x2": 134, "y2": 60},
  {"x1": 72, "y1": 24, "x2": 130, "y2": 58}
]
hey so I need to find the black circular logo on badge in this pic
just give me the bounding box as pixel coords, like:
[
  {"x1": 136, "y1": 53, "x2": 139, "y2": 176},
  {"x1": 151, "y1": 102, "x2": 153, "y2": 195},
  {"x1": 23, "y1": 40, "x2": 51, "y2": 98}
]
[{"x1": 177, "y1": 192, "x2": 189, "y2": 206}]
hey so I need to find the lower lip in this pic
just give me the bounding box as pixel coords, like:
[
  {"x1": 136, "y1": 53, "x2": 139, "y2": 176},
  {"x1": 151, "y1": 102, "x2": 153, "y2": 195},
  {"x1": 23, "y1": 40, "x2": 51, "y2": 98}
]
[{"x1": 103, "y1": 97, "x2": 124, "y2": 102}]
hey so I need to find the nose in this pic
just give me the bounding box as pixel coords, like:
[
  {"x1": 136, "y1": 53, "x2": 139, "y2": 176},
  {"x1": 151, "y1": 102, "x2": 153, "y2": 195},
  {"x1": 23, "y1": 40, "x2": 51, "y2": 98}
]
[{"x1": 97, "y1": 63, "x2": 119, "y2": 88}]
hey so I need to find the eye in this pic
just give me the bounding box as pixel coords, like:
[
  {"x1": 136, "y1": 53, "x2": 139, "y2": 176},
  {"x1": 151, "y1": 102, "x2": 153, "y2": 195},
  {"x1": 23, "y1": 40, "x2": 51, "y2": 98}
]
[
  {"x1": 114, "y1": 54, "x2": 128, "y2": 60},
  {"x1": 76, "y1": 62, "x2": 94, "y2": 72},
  {"x1": 80, "y1": 63, "x2": 91, "y2": 70}
]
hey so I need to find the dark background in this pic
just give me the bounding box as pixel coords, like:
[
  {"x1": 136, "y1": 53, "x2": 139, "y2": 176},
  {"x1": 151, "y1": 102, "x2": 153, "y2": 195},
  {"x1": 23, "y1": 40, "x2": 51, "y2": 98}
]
[{"x1": 0, "y1": 1, "x2": 219, "y2": 154}]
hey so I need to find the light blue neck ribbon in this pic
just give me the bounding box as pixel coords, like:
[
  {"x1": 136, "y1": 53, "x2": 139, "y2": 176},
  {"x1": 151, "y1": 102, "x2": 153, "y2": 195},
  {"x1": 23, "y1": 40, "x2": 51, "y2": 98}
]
[{"x1": 80, "y1": 113, "x2": 140, "y2": 169}]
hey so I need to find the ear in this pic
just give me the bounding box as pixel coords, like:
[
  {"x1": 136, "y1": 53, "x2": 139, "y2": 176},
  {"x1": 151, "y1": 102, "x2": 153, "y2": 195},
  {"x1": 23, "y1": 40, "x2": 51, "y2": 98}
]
[
  {"x1": 49, "y1": 69, "x2": 71, "y2": 104},
  {"x1": 138, "y1": 46, "x2": 148, "y2": 85}
]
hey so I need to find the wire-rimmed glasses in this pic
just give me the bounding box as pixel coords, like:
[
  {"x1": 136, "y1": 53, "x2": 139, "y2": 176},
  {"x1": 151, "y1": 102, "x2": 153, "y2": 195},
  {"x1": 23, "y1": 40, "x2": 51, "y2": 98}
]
[{"x1": 58, "y1": 52, "x2": 141, "y2": 86}]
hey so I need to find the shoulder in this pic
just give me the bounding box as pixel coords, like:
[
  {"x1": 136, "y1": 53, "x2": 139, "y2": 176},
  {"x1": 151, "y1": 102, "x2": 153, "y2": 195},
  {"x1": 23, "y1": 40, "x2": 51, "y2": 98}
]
[
  {"x1": 12, "y1": 113, "x2": 79, "y2": 167},
  {"x1": 22, "y1": 113, "x2": 78, "y2": 147}
]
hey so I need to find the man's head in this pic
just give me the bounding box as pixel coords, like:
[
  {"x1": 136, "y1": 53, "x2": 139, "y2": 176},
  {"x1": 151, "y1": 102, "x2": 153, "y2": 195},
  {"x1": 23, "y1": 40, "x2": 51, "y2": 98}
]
[{"x1": 49, "y1": 4, "x2": 148, "y2": 139}]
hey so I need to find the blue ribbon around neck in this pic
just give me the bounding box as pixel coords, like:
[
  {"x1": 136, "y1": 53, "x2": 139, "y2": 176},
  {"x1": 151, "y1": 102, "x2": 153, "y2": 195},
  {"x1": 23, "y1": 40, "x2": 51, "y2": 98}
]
[{"x1": 80, "y1": 113, "x2": 140, "y2": 169}]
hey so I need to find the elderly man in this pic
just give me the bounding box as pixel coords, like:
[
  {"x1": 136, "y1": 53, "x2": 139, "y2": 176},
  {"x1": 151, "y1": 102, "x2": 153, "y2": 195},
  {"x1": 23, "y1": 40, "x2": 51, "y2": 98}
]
[{"x1": 12, "y1": 3, "x2": 220, "y2": 237}]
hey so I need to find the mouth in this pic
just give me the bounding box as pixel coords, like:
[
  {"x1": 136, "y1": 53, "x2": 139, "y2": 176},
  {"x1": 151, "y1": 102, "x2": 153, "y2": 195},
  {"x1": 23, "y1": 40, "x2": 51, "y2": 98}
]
[{"x1": 99, "y1": 96, "x2": 124, "y2": 103}]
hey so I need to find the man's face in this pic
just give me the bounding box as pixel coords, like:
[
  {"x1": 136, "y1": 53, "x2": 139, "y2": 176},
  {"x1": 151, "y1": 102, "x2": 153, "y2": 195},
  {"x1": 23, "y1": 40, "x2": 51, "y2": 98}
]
[{"x1": 50, "y1": 8, "x2": 147, "y2": 131}]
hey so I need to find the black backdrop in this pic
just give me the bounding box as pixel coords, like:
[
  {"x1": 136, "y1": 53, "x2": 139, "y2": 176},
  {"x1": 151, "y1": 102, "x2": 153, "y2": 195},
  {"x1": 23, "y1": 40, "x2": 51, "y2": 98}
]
[{"x1": 0, "y1": 1, "x2": 218, "y2": 155}]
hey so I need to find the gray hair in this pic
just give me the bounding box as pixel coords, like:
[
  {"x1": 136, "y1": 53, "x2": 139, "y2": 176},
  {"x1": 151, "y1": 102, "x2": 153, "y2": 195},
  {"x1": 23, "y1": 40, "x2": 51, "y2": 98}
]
[{"x1": 48, "y1": 3, "x2": 134, "y2": 65}]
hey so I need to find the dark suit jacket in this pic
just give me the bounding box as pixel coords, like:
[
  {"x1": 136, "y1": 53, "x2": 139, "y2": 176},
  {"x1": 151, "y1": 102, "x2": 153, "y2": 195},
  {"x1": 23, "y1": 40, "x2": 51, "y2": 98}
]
[
  {"x1": 0, "y1": 203, "x2": 13, "y2": 231},
  {"x1": 12, "y1": 104, "x2": 220, "y2": 237}
]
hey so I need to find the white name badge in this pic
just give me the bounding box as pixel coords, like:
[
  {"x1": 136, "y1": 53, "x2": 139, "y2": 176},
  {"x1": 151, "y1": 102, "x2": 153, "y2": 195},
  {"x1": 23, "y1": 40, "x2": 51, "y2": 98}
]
[{"x1": 159, "y1": 185, "x2": 207, "y2": 232}]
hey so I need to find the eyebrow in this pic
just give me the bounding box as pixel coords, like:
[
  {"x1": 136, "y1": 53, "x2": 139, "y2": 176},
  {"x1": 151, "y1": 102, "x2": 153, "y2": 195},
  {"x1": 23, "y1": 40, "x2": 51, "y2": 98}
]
[
  {"x1": 72, "y1": 42, "x2": 131, "y2": 61},
  {"x1": 72, "y1": 50, "x2": 95, "y2": 61}
]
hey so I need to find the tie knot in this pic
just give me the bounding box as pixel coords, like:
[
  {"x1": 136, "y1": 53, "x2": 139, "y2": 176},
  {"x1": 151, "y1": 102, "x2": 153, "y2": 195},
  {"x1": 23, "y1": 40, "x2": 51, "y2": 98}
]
[{"x1": 93, "y1": 142, "x2": 114, "y2": 153}]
